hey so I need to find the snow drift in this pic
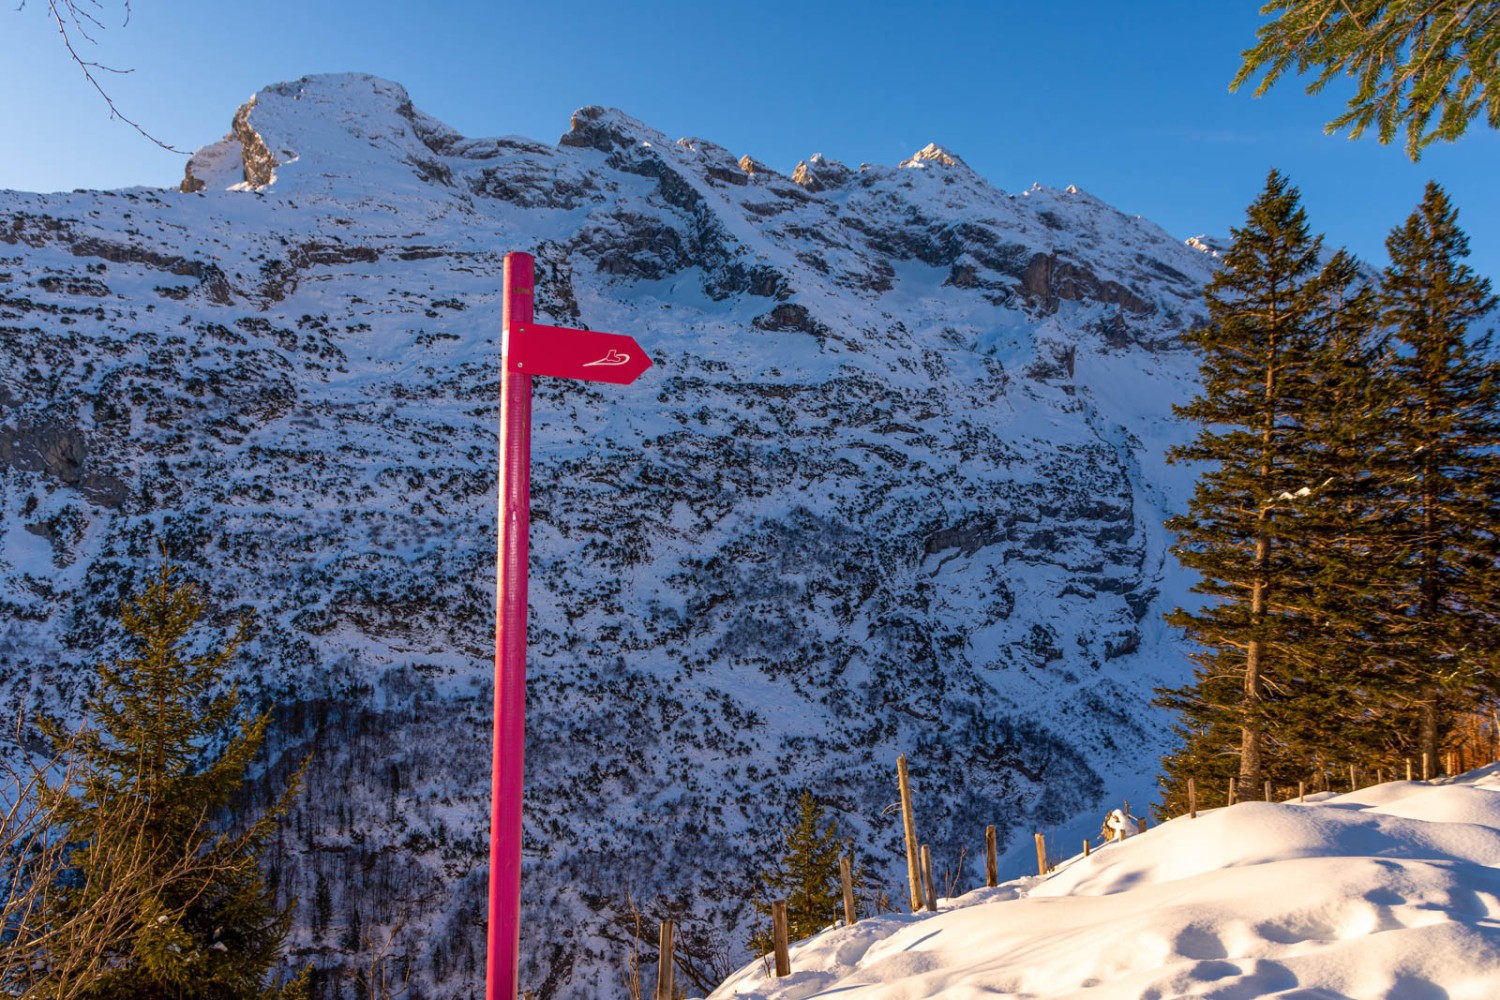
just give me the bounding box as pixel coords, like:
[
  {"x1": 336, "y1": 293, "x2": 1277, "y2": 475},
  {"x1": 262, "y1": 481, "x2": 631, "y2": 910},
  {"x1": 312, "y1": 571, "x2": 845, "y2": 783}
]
[{"x1": 709, "y1": 768, "x2": 1500, "y2": 999}]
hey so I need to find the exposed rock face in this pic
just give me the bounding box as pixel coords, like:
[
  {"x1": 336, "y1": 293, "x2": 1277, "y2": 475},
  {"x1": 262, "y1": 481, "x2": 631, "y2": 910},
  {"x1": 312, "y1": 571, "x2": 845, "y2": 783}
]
[
  {"x1": 234, "y1": 96, "x2": 278, "y2": 189},
  {"x1": 1022, "y1": 252, "x2": 1154, "y2": 315},
  {"x1": 181, "y1": 94, "x2": 277, "y2": 192},
  {"x1": 0, "y1": 74, "x2": 1217, "y2": 1000},
  {"x1": 791, "y1": 153, "x2": 854, "y2": 192},
  {"x1": 0, "y1": 421, "x2": 85, "y2": 483},
  {"x1": 0, "y1": 421, "x2": 126, "y2": 515},
  {"x1": 558, "y1": 104, "x2": 661, "y2": 154}
]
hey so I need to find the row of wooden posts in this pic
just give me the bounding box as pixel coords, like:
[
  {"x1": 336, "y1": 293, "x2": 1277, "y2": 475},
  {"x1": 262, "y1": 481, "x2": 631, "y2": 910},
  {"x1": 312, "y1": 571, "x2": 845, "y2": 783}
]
[
  {"x1": 1193, "y1": 750, "x2": 1471, "y2": 818},
  {"x1": 636, "y1": 753, "x2": 1004, "y2": 990},
  {"x1": 753, "y1": 758, "x2": 1162, "y2": 981},
  {"x1": 752, "y1": 754, "x2": 1013, "y2": 981},
  {"x1": 644, "y1": 748, "x2": 1489, "y2": 992}
]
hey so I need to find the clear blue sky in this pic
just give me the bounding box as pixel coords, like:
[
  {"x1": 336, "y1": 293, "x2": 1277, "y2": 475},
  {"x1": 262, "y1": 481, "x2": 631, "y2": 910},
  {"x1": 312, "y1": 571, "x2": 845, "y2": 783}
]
[{"x1": 3, "y1": 1, "x2": 1497, "y2": 281}]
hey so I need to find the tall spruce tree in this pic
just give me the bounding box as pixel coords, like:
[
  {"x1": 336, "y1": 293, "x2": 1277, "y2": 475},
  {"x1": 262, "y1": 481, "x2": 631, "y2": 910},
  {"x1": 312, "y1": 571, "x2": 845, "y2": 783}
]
[
  {"x1": 1159, "y1": 170, "x2": 1335, "y2": 804},
  {"x1": 43, "y1": 563, "x2": 306, "y2": 999},
  {"x1": 1255, "y1": 248, "x2": 1395, "y2": 773},
  {"x1": 1374, "y1": 181, "x2": 1500, "y2": 768}
]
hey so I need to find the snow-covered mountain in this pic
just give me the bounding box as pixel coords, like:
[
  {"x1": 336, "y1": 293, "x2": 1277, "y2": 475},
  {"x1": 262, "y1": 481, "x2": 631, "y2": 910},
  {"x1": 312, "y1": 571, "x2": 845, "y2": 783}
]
[{"x1": 0, "y1": 73, "x2": 1219, "y2": 998}]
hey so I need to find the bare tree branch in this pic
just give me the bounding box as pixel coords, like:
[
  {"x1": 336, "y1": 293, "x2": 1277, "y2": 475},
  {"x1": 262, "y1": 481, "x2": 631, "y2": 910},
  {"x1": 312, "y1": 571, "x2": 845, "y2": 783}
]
[{"x1": 17, "y1": 0, "x2": 183, "y2": 153}]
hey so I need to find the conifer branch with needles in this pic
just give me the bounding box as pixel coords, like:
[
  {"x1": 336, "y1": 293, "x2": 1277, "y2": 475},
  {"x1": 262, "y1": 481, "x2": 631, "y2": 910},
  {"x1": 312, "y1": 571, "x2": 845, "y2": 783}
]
[{"x1": 1234, "y1": 0, "x2": 1500, "y2": 159}]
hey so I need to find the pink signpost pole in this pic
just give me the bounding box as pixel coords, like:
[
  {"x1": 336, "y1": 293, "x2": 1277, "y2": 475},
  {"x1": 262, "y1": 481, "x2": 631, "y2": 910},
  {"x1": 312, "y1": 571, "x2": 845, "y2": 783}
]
[
  {"x1": 487, "y1": 252, "x2": 652, "y2": 999},
  {"x1": 488, "y1": 252, "x2": 533, "y2": 1000}
]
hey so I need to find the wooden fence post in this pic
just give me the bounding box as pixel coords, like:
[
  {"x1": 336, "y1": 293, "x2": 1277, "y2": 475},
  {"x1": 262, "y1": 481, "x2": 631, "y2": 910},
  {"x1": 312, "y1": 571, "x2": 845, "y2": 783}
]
[
  {"x1": 919, "y1": 844, "x2": 936, "y2": 911},
  {"x1": 654, "y1": 920, "x2": 675, "y2": 1000},
  {"x1": 1349, "y1": 764, "x2": 1358, "y2": 792},
  {"x1": 1406, "y1": 758, "x2": 1413, "y2": 781},
  {"x1": 1264, "y1": 780, "x2": 1272, "y2": 802},
  {"x1": 1187, "y1": 776, "x2": 1197, "y2": 818},
  {"x1": 984, "y1": 825, "x2": 998, "y2": 887},
  {"x1": 771, "y1": 900, "x2": 790, "y2": 978},
  {"x1": 1034, "y1": 832, "x2": 1047, "y2": 877},
  {"x1": 840, "y1": 854, "x2": 857, "y2": 927},
  {"x1": 1298, "y1": 780, "x2": 1305, "y2": 804},
  {"x1": 1228, "y1": 777, "x2": 1237, "y2": 806},
  {"x1": 897, "y1": 755, "x2": 922, "y2": 912},
  {"x1": 1423, "y1": 752, "x2": 1431, "y2": 781}
]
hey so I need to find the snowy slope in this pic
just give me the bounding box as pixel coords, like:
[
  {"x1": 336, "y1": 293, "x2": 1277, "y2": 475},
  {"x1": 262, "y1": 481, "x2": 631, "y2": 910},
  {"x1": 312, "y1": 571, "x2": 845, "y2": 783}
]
[
  {"x1": 1, "y1": 73, "x2": 1220, "y2": 997},
  {"x1": 710, "y1": 768, "x2": 1500, "y2": 999}
]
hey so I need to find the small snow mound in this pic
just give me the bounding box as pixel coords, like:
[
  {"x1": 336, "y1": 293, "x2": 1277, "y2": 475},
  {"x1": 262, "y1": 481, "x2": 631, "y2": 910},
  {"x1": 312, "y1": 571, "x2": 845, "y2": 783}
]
[{"x1": 1102, "y1": 807, "x2": 1139, "y2": 841}]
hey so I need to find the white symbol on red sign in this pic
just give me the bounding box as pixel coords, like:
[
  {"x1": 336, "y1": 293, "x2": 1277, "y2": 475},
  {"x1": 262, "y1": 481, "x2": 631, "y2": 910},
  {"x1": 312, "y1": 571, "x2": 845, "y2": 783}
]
[{"x1": 583, "y1": 349, "x2": 631, "y2": 368}]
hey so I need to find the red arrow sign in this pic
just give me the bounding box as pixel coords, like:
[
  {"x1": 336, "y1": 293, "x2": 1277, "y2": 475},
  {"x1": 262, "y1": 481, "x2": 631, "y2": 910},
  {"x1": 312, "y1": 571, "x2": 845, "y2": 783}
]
[{"x1": 506, "y1": 323, "x2": 653, "y2": 385}]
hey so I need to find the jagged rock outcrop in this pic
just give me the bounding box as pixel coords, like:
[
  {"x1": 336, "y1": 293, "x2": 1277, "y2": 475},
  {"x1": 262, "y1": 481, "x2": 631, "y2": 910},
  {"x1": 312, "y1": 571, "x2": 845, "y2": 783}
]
[
  {"x1": 791, "y1": 152, "x2": 854, "y2": 193},
  {"x1": 0, "y1": 421, "x2": 84, "y2": 483},
  {"x1": 0, "y1": 73, "x2": 1217, "y2": 1000},
  {"x1": 1022, "y1": 251, "x2": 1155, "y2": 315},
  {"x1": 182, "y1": 93, "x2": 277, "y2": 192}
]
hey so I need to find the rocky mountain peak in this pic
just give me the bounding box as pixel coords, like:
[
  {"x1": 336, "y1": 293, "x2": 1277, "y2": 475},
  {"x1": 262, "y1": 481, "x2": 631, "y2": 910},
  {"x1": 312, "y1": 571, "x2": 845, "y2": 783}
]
[
  {"x1": 1185, "y1": 234, "x2": 1228, "y2": 258},
  {"x1": 790, "y1": 152, "x2": 854, "y2": 192},
  {"x1": 898, "y1": 141, "x2": 967, "y2": 170},
  {"x1": 180, "y1": 73, "x2": 486, "y2": 196},
  {"x1": 558, "y1": 104, "x2": 671, "y2": 153}
]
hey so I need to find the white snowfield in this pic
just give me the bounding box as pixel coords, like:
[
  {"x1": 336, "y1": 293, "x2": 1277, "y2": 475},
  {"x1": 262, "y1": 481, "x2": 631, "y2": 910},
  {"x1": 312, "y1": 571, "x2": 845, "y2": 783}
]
[{"x1": 706, "y1": 767, "x2": 1500, "y2": 999}]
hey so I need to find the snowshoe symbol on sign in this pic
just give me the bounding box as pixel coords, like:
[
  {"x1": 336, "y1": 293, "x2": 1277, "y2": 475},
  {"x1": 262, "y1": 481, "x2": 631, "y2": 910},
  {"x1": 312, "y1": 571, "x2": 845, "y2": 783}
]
[
  {"x1": 506, "y1": 323, "x2": 652, "y2": 384},
  {"x1": 583, "y1": 349, "x2": 631, "y2": 368}
]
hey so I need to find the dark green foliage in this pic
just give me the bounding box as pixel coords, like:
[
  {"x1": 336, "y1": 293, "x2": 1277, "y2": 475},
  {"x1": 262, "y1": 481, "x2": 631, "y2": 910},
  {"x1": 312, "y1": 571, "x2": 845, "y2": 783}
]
[
  {"x1": 1161, "y1": 176, "x2": 1500, "y2": 809},
  {"x1": 1257, "y1": 248, "x2": 1399, "y2": 768},
  {"x1": 1234, "y1": 0, "x2": 1500, "y2": 158},
  {"x1": 1160, "y1": 170, "x2": 1334, "y2": 801},
  {"x1": 1372, "y1": 181, "x2": 1500, "y2": 763},
  {"x1": 43, "y1": 563, "x2": 307, "y2": 999},
  {"x1": 340, "y1": 908, "x2": 362, "y2": 955},
  {"x1": 748, "y1": 791, "x2": 846, "y2": 953},
  {"x1": 313, "y1": 876, "x2": 331, "y2": 940}
]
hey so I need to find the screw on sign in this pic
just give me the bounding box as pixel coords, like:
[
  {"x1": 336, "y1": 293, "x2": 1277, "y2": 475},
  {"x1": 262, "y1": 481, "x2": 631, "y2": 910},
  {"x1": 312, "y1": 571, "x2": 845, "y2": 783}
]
[{"x1": 488, "y1": 252, "x2": 652, "y2": 1000}]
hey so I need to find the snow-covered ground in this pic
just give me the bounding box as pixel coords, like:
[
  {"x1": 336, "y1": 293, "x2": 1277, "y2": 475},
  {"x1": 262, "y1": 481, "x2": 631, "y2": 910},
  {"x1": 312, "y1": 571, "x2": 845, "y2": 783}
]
[{"x1": 707, "y1": 767, "x2": 1500, "y2": 999}]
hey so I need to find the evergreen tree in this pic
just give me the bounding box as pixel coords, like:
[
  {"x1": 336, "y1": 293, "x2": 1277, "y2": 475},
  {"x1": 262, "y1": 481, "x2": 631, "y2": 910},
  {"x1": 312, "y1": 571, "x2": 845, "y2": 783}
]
[
  {"x1": 1159, "y1": 170, "x2": 1338, "y2": 803},
  {"x1": 42, "y1": 563, "x2": 306, "y2": 999},
  {"x1": 1234, "y1": 0, "x2": 1500, "y2": 158},
  {"x1": 1161, "y1": 177, "x2": 1500, "y2": 807},
  {"x1": 312, "y1": 876, "x2": 331, "y2": 941},
  {"x1": 1259, "y1": 248, "x2": 1399, "y2": 773},
  {"x1": 1373, "y1": 181, "x2": 1500, "y2": 767},
  {"x1": 748, "y1": 791, "x2": 845, "y2": 952}
]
